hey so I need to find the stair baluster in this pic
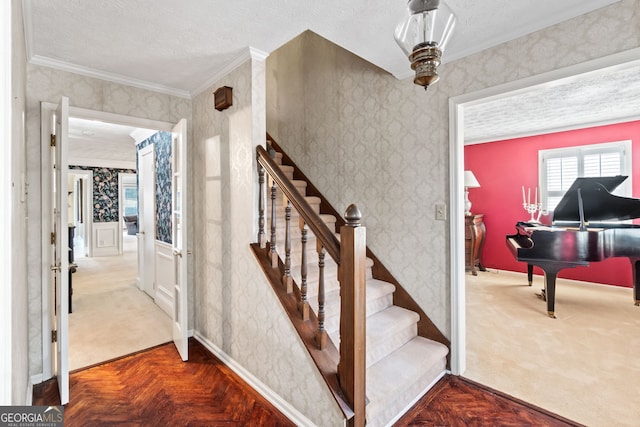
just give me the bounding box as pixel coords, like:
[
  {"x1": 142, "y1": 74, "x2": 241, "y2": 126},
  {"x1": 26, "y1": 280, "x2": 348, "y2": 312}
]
[
  {"x1": 254, "y1": 141, "x2": 448, "y2": 427},
  {"x1": 316, "y1": 245, "x2": 328, "y2": 349},
  {"x1": 270, "y1": 180, "x2": 278, "y2": 268},
  {"x1": 257, "y1": 164, "x2": 266, "y2": 248},
  {"x1": 298, "y1": 221, "x2": 310, "y2": 320},
  {"x1": 283, "y1": 199, "x2": 293, "y2": 293}
]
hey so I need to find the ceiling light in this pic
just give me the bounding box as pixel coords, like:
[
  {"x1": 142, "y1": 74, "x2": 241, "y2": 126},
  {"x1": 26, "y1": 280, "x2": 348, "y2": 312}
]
[{"x1": 394, "y1": 0, "x2": 456, "y2": 90}]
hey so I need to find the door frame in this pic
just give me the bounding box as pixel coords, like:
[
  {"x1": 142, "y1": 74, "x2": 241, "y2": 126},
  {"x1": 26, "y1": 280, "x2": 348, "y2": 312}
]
[
  {"x1": 68, "y1": 169, "x2": 93, "y2": 257},
  {"x1": 448, "y1": 47, "x2": 640, "y2": 375},
  {"x1": 118, "y1": 172, "x2": 137, "y2": 254},
  {"x1": 40, "y1": 103, "x2": 176, "y2": 380}
]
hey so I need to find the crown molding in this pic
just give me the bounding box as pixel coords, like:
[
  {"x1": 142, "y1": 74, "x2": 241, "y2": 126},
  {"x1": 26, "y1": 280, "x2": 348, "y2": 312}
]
[
  {"x1": 22, "y1": 0, "x2": 35, "y2": 60},
  {"x1": 28, "y1": 54, "x2": 191, "y2": 99},
  {"x1": 190, "y1": 46, "x2": 269, "y2": 97}
]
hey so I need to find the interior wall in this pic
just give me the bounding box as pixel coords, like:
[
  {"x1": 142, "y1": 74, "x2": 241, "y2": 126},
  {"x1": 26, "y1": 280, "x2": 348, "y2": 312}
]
[
  {"x1": 8, "y1": 0, "x2": 29, "y2": 405},
  {"x1": 267, "y1": 1, "x2": 640, "y2": 339},
  {"x1": 465, "y1": 120, "x2": 640, "y2": 287},
  {"x1": 25, "y1": 64, "x2": 191, "y2": 378},
  {"x1": 191, "y1": 58, "x2": 342, "y2": 426},
  {"x1": 268, "y1": 31, "x2": 452, "y2": 335}
]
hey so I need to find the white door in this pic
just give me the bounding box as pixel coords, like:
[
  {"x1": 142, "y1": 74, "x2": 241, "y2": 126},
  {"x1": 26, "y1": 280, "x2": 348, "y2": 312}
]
[
  {"x1": 52, "y1": 97, "x2": 70, "y2": 404},
  {"x1": 138, "y1": 145, "x2": 155, "y2": 296},
  {"x1": 171, "y1": 119, "x2": 188, "y2": 361}
]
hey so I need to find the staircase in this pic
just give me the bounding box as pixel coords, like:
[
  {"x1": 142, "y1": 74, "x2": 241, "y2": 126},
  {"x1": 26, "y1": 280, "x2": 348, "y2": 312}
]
[{"x1": 256, "y1": 144, "x2": 449, "y2": 426}]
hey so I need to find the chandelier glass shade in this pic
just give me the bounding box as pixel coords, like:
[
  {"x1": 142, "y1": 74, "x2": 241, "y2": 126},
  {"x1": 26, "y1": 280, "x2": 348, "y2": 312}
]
[{"x1": 394, "y1": 0, "x2": 456, "y2": 89}]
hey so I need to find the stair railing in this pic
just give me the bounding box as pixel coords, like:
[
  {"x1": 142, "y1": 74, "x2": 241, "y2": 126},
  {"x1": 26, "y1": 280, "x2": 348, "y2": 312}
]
[{"x1": 256, "y1": 144, "x2": 366, "y2": 427}]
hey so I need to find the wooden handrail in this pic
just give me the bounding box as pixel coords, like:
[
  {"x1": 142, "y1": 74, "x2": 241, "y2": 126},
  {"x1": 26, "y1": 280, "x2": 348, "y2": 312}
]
[
  {"x1": 266, "y1": 134, "x2": 451, "y2": 360},
  {"x1": 256, "y1": 143, "x2": 366, "y2": 427},
  {"x1": 257, "y1": 145, "x2": 340, "y2": 262}
]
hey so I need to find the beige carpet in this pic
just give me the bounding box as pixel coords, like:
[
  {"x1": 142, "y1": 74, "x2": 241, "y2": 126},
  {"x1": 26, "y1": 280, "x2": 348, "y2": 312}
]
[
  {"x1": 465, "y1": 268, "x2": 640, "y2": 427},
  {"x1": 69, "y1": 234, "x2": 172, "y2": 371}
]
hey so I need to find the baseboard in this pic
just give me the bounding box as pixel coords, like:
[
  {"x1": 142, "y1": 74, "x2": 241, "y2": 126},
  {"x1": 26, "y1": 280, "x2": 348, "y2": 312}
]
[
  {"x1": 30, "y1": 373, "x2": 44, "y2": 386},
  {"x1": 25, "y1": 379, "x2": 33, "y2": 406},
  {"x1": 193, "y1": 331, "x2": 317, "y2": 427}
]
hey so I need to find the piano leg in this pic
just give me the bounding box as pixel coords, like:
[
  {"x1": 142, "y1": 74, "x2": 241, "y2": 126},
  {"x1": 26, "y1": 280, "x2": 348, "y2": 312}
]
[
  {"x1": 533, "y1": 262, "x2": 582, "y2": 319},
  {"x1": 527, "y1": 264, "x2": 533, "y2": 286},
  {"x1": 631, "y1": 258, "x2": 640, "y2": 306},
  {"x1": 542, "y1": 271, "x2": 558, "y2": 319}
]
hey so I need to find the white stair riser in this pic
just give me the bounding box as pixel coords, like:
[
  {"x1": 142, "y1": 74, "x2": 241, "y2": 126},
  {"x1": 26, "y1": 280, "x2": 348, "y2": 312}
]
[{"x1": 319, "y1": 292, "x2": 394, "y2": 334}]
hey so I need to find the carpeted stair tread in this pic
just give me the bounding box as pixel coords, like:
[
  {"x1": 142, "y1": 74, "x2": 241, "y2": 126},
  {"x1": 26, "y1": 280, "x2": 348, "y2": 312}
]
[
  {"x1": 328, "y1": 305, "x2": 420, "y2": 368},
  {"x1": 313, "y1": 278, "x2": 396, "y2": 333},
  {"x1": 366, "y1": 336, "x2": 449, "y2": 427}
]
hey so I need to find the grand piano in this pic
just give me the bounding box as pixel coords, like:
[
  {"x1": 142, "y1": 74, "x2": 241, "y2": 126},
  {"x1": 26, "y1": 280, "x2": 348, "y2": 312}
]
[{"x1": 506, "y1": 176, "x2": 640, "y2": 318}]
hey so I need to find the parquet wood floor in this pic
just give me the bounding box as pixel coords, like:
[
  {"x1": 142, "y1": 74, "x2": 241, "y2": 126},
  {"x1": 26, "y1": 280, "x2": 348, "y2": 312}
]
[
  {"x1": 34, "y1": 339, "x2": 582, "y2": 426},
  {"x1": 396, "y1": 375, "x2": 583, "y2": 427},
  {"x1": 34, "y1": 339, "x2": 294, "y2": 426}
]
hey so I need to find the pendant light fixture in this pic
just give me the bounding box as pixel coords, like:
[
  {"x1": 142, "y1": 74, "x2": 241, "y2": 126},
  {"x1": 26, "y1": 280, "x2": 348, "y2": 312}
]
[{"x1": 394, "y1": 0, "x2": 456, "y2": 90}]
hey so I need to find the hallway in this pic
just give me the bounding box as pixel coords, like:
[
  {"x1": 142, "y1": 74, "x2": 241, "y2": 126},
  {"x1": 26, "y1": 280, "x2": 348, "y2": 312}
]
[{"x1": 69, "y1": 233, "x2": 172, "y2": 370}]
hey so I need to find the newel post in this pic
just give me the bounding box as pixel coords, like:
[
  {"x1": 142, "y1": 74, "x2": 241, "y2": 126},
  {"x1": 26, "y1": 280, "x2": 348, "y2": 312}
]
[{"x1": 338, "y1": 204, "x2": 366, "y2": 427}]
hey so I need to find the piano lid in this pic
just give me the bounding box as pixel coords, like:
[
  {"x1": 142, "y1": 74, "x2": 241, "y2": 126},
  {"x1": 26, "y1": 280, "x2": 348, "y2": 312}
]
[{"x1": 552, "y1": 176, "x2": 640, "y2": 222}]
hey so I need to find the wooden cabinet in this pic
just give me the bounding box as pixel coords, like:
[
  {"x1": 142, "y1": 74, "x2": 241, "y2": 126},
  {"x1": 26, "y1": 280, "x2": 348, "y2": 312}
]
[{"x1": 465, "y1": 213, "x2": 486, "y2": 275}]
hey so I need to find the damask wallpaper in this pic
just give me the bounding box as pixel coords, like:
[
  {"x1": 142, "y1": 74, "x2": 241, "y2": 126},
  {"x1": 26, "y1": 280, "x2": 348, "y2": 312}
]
[
  {"x1": 69, "y1": 165, "x2": 135, "y2": 222},
  {"x1": 266, "y1": 0, "x2": 640, "y2": 338},
  {"x1": 137, "y1": 131, "x2": 172, "y2": 244},
  {"x1": 192, "y1": 59, "x2": 344, "y2": 425}
]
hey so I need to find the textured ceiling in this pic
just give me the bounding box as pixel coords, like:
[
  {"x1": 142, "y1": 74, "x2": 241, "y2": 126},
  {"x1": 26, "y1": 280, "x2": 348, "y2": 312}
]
[
  {"x1": 24, "y1": 0, "x2": 636, "y2": 146},
  {"x1": 24, "y1": 0, "x2": 620, "y2": 97},
  {"x1": 68, "y1": 118, "x2": 139, "y2": 167},
  {"x1": 464, "y1": 62, "x2": 640, "y2": 144}
]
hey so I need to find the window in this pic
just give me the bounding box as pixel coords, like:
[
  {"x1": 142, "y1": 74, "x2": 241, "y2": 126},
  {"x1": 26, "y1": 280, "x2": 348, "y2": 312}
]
[
  {"x1": 123, "y1": 186, "x2": 138, "y2": 217},
  {"x1": 539, "y1": 140, "x2": 632, "y2": 211}
]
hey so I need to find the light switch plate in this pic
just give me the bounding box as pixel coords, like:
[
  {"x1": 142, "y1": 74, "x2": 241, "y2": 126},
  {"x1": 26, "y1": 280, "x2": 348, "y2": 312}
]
[{"x1": 435, "y1": 203, "x2": 446, "y2": 220}]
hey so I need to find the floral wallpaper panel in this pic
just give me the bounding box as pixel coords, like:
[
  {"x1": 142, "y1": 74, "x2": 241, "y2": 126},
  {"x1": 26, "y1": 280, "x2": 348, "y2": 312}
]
[
  {"x1": 69, "y1": 166, "x2": 135, "y2": 222},
  {"x1": 137, "y1": 131, "x2": 172, "y2": 244}
]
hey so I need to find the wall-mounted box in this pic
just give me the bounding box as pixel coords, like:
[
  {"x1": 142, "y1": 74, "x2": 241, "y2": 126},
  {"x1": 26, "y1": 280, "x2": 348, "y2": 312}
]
[{"x1": 214, "y1": 86, "x2": 233, "y2": 111}]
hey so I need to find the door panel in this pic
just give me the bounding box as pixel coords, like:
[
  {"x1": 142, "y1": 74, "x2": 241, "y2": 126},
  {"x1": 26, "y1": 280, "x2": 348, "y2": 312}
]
[
  {"x1": 138, "y1": 145, "x2": 155, "y2": 297},
  {"x1": 53, "y1": 96, "x2": 70, "y2": 404},
  {"x1": 171, "y1": 119, "x2": 188, "y2": 361}
]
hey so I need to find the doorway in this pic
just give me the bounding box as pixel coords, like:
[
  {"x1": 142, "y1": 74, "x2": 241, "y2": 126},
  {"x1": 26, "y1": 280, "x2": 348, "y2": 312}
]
[
  {"x1": 68, "y1": 170, "x2": 92, "y2": 258},
  {"x1": 41, "y1": 103, "x2": 183, "y2": 388},
  {"x1": 449, "y1": 49, "x2": 640, "y2": 422},
  {"x1": 450, "y1": 47, "x2": 640, "y2": 374},
  {"x1": 65, "y1": 115, "x2": 171, "y2": 370}
]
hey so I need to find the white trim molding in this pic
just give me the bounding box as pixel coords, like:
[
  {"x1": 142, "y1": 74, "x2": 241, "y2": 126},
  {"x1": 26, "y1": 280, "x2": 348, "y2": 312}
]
[
  {"x1": 190, "y1": 46, "x2": 269, "y2": 97},
  {"x1": 0, "y1": 0, "x2": 12, "y2": 404},
  {"x1": 69, "y1": 157, "x2": 136, "y2": 170},
  {"x1": 28, "y1": 54, "x2": 191, "y2": 99},
  {"x1": 154, "y1": 240, "x2": 173, "y2": 317}
]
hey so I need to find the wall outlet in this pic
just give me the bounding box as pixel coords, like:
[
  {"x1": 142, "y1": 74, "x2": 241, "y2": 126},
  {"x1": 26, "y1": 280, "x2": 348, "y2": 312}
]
[{"x1": 435, "y1": 203, "x2": 447, "y2": 221}]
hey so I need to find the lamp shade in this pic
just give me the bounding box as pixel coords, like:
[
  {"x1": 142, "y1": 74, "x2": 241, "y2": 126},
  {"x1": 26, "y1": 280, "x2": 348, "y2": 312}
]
[{"x1": 464, "y1": 170, "x2": 480, "y2": 188}]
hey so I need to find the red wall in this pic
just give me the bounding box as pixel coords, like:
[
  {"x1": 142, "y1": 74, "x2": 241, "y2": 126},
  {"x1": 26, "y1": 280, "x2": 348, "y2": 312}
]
[{"x1": 464, "y1": 120, "x2": 640, "y2": 288}]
